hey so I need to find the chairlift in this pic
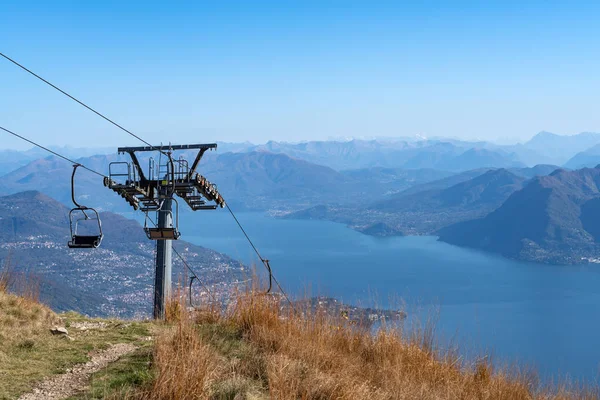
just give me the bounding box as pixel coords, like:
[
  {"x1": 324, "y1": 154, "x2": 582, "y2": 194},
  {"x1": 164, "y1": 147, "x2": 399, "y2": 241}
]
[
  {"x1": 68, "y1": 164, "x2": 104, "y2": 248},
  {"x1": 143, "y1": 198, "x2": 181, "y2": 240}
]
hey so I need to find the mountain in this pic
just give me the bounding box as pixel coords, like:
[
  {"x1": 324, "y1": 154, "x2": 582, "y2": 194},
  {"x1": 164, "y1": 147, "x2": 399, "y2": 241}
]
[
  {"x1": 339, "y1": 167, "x2": 453, "y2": 195},
  {"x1": 563, "y1": 144, "x2": 600, "y2": 169},
  {"x1": 389, "y1": 164, "x2": 556, "y2": 199},
  {"x1": 522, "y1": 131, "x2": 600, "y2": 165},
  {"x1": 201, "y1": 151, "x2": 352, "y2": 194},
  {"x1": 200, "y1": 151, "x2": 453, "y2": 210},
  {"x1": 0, "y1": 146, "x2": 114, "y2": 176},
  {"x1": 500, "y1": 143, "x2": 558, "y2": 166},
  {"x1": 0, "y1": 191, "x2": 244, "y2": 316},
  {"x1": 508, "y1": 164, "x2": 561, "y2": 179},
  {"x1": 394, "y1": 168, "x2": 493, "y2": 196},
  {"x1": 372, "y1": 169, "x2": 526, "y2": 213},
  {"x1": 286, "y1": 169, "x2": 528, "y2": 236},
  {"x1": 0, "y1": 151, "x2": 453, "y2": 213},
  {"x1": 438, "y1": 167, "x2": 600, "y2": 263},
  {"x1": 0, "y1": 154, "x2": 132, "y2": 212},
  {"x1": 435, "y1": 148, "x2": 525, "y2": 171},
  {"x1": 253, "y1": 139, "x2": 525, "y2": 171}
]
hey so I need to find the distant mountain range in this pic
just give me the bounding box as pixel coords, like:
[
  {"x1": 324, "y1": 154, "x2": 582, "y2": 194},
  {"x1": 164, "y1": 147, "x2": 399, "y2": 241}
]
[
  {"x1": 564, "y1": 145, "x2": 600, "y2": 169},
  {"x1": 286, "y1": 167, "x2": 548, "y2": 235},
  {"x1": 1, "y1": 131, "x2": 600, "y2": 176},
  {"x1": 0, "y1": 154, "x2": 133, "y2": 212},
  {"x1": 0, "y1": 151, "x2": 452, "y2": 212},
  {"x1": 250, "y1": 139, "x2": 526, "y2": 171},
  {"x1": 213, "y1": 132, "x2": 600, "y2": 171},
  {"x1": 3, "y1": 132, "x2": 600, "y2": 265},
  {"x1": 521, "y1": 131, "x2": 600, "y2": 165},
  {"x1": 372, "y1": 169, "x2": 526, "y2": 214},
  {"x1": 285, "y1": 165, "x2": 575, "y2": 256},
  {"x1": 438, "y1": 167, "x2": 600, "y2": 264},
  {"x1": 0, "y1": 146, "x2": 114, "y2": 176},
  {"x1": 0, "y1": 191, "x2": 244, "y2": 317}
]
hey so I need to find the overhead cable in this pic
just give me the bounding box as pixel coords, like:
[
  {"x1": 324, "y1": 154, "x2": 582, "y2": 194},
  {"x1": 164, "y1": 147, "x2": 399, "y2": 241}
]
[
  {"x1": 0, "y1": 52, "x2": 170, "y2": 157},
  {"x1": 1, "y1": 52, "x2": 295, "y2": 309},
  {"x1": 0, "y1": 125, "x2": 106, "y2": 178}
]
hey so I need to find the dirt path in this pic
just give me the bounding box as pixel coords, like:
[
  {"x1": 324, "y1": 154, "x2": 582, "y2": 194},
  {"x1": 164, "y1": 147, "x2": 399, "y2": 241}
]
[{"x1": 18, "y1": 343, "x2": 137, "y2": 400}]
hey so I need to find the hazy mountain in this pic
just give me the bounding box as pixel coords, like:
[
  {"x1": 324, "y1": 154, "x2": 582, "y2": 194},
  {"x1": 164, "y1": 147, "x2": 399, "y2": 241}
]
[
  {"x1": 435, "y1": 148, "x2": 525, "y2": 171},
  {"x1": 339, "y1": 167, "x2": 453, "y2": 195},
  {"x1": 0, "y1": 154, "x2": 129, "y2": 212},
  {"x1": 200, "y1": 151, "x2": 455, "y2": 209},
  {"x1": 0, "y1": 146, "x2": 114, "y2": 176},
  {"x1": 508, "y1": 164, "x2": 562, "y2": 179},
  {"x1": 438, "y1": 167, "x2": 600, "y2": 264},
  {"x1": 0, "y1": 150, "x2": 453, "y2": 212},
  {"x1": 522, "y1": 131, "x2": 600, "y2": 165},
  {"x1": 563, "y1": 145, "x2": 600, "y2": 169},
  {"x1": 0, "y1": 191, "x2": 244, "y2": 316},
  {"x1": 394, "y1": 169, "x2": 493, "y2": 196},
  {"x1": 392, "y1": 165, "x2": 556, "y2": 198},
  {"x1": 253, "y1": 139, "x2": 527, "y2": 172},
  {"x1": 399, "y1": 142, "x2": 465, "y2": 169},
  {"x1": 286, "y1": 165, "x2": 561, "y2": 237},
  {"x1": 255, "y1": 139, "x2": 415, "y2": 170},
  {"x1": 288, "y1": 169, "x2": 527, "y2": 236},
  {"x1": 498, "y1": 144, "x2": 554, "y2": 166},
  {"x1": 372, "y1": 169, "x2": 526, "y2": 213}
]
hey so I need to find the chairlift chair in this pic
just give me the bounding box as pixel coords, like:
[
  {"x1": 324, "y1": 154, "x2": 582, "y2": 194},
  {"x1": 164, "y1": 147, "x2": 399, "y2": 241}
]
[
  {"x1": 68, "y1": 164, "x2": 104, "y2": 249},
  {"x1": 68, "y1": 208, "x2": 103, "y2": 248},
  {"x1": 143, "y1": 198, "x2": 181, "y2": 240}
]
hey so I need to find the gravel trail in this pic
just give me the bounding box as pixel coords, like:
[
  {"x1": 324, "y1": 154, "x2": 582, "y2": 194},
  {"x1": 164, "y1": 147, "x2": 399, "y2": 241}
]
[{"x1": 18, "y1": 343, "x2": 137, "y2": 400}]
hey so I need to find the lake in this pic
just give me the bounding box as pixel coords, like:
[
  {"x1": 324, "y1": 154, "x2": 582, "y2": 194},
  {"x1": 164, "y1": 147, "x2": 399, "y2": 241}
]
[{"x1": 177, "y1": 211, "x2": 600, "y2": 383}]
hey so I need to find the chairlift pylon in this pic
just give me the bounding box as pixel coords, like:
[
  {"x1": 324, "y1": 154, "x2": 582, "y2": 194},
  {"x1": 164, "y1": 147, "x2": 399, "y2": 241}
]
[{"x1": 68, "y1": 164, "x2": 103, "y2": 249}]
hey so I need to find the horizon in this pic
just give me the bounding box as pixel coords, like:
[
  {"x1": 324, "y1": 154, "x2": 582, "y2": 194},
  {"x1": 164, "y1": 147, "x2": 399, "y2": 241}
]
[
  {"x1": 2, "y1": 1, "x2": 600, "y2": 149},
  {"x1": 1, "y1": 129, "x2": 599, "y2": 152}
]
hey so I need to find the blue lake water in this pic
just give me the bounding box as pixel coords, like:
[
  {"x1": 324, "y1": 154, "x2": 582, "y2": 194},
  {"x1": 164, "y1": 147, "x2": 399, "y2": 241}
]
[{"x1": 174, "y1": 211, "x2": 600, "y2": 382}]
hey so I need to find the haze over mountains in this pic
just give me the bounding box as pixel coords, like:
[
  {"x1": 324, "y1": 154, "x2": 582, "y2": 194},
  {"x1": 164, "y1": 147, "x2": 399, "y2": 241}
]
[{"x1": 2, "y1": 130, "x2": 600, "y2": 264}]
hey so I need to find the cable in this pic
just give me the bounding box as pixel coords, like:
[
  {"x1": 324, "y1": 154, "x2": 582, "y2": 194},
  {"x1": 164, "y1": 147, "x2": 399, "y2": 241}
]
[
  {"x1": 172, "y1": 246, "x2": 219, "y2": 305},
  {"x1": 0, "y1": 123, "x2": 295, "y2": 311},
  {"x1": 0, "y1": 126, "x2": 106, "y2": 178},
  {"x1": 225, "y1": 203, "x2": 272, "y2": 290},
  {"x1": 0, "y1": 52, "x2": 170, "y2": 157},
  {"x1": 225, "y1": 203, "x2": 297, "y2": 312},
  {"x1": 1, "y1": 52, "x2": 296, "y2": 310}
]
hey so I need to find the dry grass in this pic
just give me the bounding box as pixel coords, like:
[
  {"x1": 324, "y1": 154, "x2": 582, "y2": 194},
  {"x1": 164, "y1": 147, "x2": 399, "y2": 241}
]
[
  {"x1": 0, "y1": 261, "x2": 154, "y2": 399},
  {"x1": 126, "y1": 289, "x2": 598, "y2": 400},
  {"x1": 2, "y1": 263, "x2": 596, "y2": 400},
  {"x1": 0, "y1": 259, "x2": 57, "y2": 342}
]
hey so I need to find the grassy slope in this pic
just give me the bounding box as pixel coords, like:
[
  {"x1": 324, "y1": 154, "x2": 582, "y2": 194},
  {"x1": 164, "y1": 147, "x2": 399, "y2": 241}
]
[
  {"x1": 0, "y1": 289, "x2": 153, "y2": 400},
  {"x1": 2, "y1": 286, "x2": 598, "y2": 400},
  {"x1": 84, "y1": 295, "x2": 597, "y2": 400}
]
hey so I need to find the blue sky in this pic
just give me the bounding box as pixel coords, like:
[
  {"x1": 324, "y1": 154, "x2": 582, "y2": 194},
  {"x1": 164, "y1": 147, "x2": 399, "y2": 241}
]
[{"x1": 1, "y1": 1, "x2": 599, "y2": 149}]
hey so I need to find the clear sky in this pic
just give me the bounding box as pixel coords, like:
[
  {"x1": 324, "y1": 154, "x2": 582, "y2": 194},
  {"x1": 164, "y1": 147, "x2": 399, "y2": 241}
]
[{"x1": 1, "y1": 1, "x2": 599, "y2": 149}]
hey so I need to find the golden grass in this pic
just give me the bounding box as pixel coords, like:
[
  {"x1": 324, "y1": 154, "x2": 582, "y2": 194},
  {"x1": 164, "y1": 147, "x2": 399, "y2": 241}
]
[
  {"x1": 126, "y1": 290, "x2": 598, "y2": 400},
  {"x1": 0, "y1": 280, "x2": 153, "y2": 400},
  {"x1": 2, "y1": 265, "x2": 596, "y2": 400}
]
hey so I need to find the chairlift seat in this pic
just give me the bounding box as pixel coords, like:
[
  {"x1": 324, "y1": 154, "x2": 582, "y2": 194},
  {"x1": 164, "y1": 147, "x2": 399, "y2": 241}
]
[
  {"x1": 68, "y1": 165, "x2": 104, "y2": 249},
  {"x1": 68, "y1": 235, "x2": 102, "y2": 248},
  {"x1": 145, "y1": 227, "x2": 180, "y2": 240}
]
